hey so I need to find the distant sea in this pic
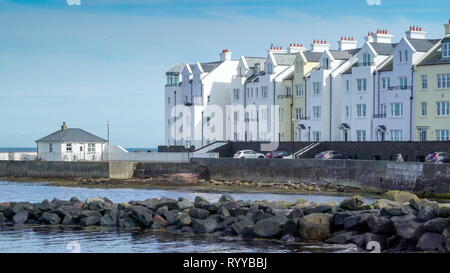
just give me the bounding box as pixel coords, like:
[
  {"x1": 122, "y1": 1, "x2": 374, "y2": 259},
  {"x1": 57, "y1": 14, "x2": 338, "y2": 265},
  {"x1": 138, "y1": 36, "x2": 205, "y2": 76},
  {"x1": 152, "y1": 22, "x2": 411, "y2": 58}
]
[{"x1": 0, "y1": 147, "x2": 158, "y2": 153}]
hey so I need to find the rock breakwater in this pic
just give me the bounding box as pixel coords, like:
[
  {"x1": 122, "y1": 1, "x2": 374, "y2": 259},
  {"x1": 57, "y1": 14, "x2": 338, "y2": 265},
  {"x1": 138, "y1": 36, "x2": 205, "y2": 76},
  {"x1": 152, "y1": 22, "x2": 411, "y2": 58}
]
[{"x1": 0, "y1": 190, "x2": 449, "y2": 253}]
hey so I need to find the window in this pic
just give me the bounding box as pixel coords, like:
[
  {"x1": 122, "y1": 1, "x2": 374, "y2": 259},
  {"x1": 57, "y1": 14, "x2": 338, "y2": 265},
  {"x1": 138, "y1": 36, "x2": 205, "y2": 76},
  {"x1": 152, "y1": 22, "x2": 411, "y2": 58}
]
[
  {"x1": 313, "y1": 82, "x2": 321, "y2": 95},
  {"x1": 399, "y1": 50, "x2": 402, "y2": 62},
  {"x1": 49, "y1": 143, "x2": 53, "y2": 153},
  {"x1": 382, "y1": 78, "x2": 390, "y2": 90},
  {"x1": 357, "y1": 79, "x2": 367, "y2": 91},
  {"x1": 346, "y1": 80, "x2": 350, "y2": 92},
  {"x1": 207, "y1": 95, "x2": 211, "y2": 103},
  {"x1": 356, "y1": 130, "x2": 366, "y2": 141},
  {"x1": 267, "y1": 63, "x2": 273, "y2": 74},
  {"x1": 262, "y1": 86, "x2": 268, "y2": 98},
  {"x1": 404, "y1": 50, "x2": 408, "y2": 62},
  {"x1": 166, "y1": 74, "x2": 179, "y2": 86},
  {"x1": 80, "y1": 146, "x2": 83, "y2": 152},
  {"x1": 421, "y1": 75, "x2": 428, "y2": 89},
  {"x1": 167, "y1": 96, "x2": 171, "y2": 104},
  {"x1": 437, "y1": 74, "x2": 450, "y2": 89},
  {"x1": 233, "y1": 112, "x2": 238, "y2": 122},
  {"x1": 313, "y1": 131, "x2": 321, "y2": 142},
  {"x1": 346, "y1": 106, "x2": 350, "y2": 118},
  {"x1": 362, "y1": 53, "x2": 371, "y2": 66},
  {"x1": 419, "y1": 129, "x2": 428, "y2": 141},
  {"x1": 436, "y1": 130, "x2": 449, "y2": 141},
  {"x1": 255, "y1": 87, "x2": 258, "y2": 98},
  {"x1": 391, "y1": 130, "x2": 403, "y2": 141},
  {"x1": 233, "y1": 89, "x2": 240, "y2": 100},
  {"x1": 322, "y1": 58, "x2": 330, "y2": 69},
  {"x1": 295, "y1": 84, "x2": 304, "y2": 97},
  {"x1": 437, "y1": 101, "x2": 450, "y2": 116},
  {"x1": 66, "y1": 143, "x2": 72, "y2": 152},
  {"x1": 421, "y1": 102, "x2": 428, "y2": 116},
  {"x1": 313, "y1": 106, "x2": 321, "y2": 119},
  {"x1": 88, "y1": 144, "x2": 96, "y2": 153},
  {"x1": 356, "y1": 104, "x2": 367, "y2": 117},
  {"x1": 295, "y1": 108, "x2": 303, "y2": 120},
  {"x1": 391, "y1": 103, "x2": 403, "y2": 117},
  {"x1": 443, "y1": 43, "x2": 450, "y2": 59},
  {"x1": 380, "y1": 104, "x2": 387, "y2": 116},
  {"x1": 286, "y1": 87, "x2": 292, "y2": 96},
  {"x1": 400, "y1": 77, "x2": 408, "y2": 89}
]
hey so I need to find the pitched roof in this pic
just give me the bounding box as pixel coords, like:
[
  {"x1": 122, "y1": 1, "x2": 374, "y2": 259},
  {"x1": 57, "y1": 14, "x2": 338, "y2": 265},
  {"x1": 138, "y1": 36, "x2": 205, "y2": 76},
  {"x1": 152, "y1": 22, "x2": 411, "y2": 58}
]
[
  {"x1": 273, "y1": 53, "x2": 296, "y2": 66},
  {"x1": 36, "y1": 128, "x2": 107, "y2": 143},
  {"x1": 303, "y1": 51, "x2": 322, "y2": 62},
  {"x1": 418, "y1": 47, "x2": 450, "y2": 66},
  {"x1": 166, "y1": 63, "x2": 185, "y2": 74},
  {"x1": 200, "y1": 61, "x2": 223, "y2": 72},
  {"x1": 369, "y1": 42, "x2": 397, "y2": 55},
  {"x1": 245, "y1": 74, "x2": 260, "y2": 83},
  {"x1": 329, "y1": 50, "x2": 353, "y2": 60},
  {"x1": 343, "y1": 66, "x2": 353, "y2": 74},
  {"x1": 378, "y1": 58, "x2": 393, "y2": 72},
  {"x1": 406, "y1": 38, "x2": 440, "y2": 52},
  {"x1": 244, "y1": 57, "x2": 266, "y2": 68}
]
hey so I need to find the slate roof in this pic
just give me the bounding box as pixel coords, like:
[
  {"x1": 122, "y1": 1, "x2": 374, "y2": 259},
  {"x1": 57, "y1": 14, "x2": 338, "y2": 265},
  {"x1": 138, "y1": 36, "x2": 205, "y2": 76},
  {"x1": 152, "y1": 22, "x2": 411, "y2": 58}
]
[
  {"x1": 329, "y1": 50, "x2": 354, "y2": 60},
  {"x1": 406, "y1": 38, "x2": 440, "y2": 52},
  {"x1": 378, "y1": 58, "x2": 393, "y2": 72},
  {"x1": 244, "y1": 57, "x2": 266, "y2": 68},
  {"x1": 200, "y1": 61, "x2": 223, "y2": 72},
  {"x1": 303, "y1": 51, "x2": 322, "y2": 62},
  {"x1": 343, "y1": 66, "x2": 353, "y2": 75},
  {"x1": 369, "y1": 42, "x2": 397, "y2": 55},
  {"x1": 36, "y1": 128, "x2": 107, "y2": 143},
  {"x1": 166, "y1": 63, "x2": 185, "y2": 74},
  {"x1": 418, "y1": 48, "x2": 450, "y2": 66},
  {"x1": 245, "y1": 74, "x2": 260, "y2": 83},
  {"x1": 273, "y1": 53, "x2": 296, "y2": 66}
]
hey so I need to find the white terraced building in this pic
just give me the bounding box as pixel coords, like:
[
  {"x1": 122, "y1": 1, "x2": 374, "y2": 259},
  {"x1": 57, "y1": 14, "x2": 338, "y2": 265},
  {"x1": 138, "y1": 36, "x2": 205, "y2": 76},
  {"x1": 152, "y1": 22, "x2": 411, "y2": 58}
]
[{"x1": 164, "y1": 23, "x2": 448, "y2": 147}]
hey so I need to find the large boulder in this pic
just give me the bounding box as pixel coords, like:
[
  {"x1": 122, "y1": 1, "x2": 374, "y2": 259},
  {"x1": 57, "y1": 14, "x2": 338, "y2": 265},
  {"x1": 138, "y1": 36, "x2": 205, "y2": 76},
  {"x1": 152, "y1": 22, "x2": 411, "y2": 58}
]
[
  {"x1": 218, "y1": 194, "x2": 235, "y2": 204},
  {"x1": 80, "y1": 216, "x2": 101, "y2": 226},
  {"x1": 416, "y1": 232, "x2": 444, "y2": 251},
  {"x1": 13, "y1": 211, "x2": 29, "y2": 225},
  {"x1": 382, "y1": 191, "x2": 418, "y2": 203},
  {"x1": 343, "y1": 214, "x2": 370, "y2": 232},
  {"x1": 190, "y1": 208, "x2": 210, "y2": 219},
  {"x1": 54, "y1": 206, "x2": 82, "y2": 220},
  {"x1": 332, "y1": 211, "x2": 358, "y2": 227},
  {"x1": 192, "y1": 217, "x2": 219, "y2": 233},
  {"x1": 231, "y1": 216, "x2": 255, "y2": 237},
  {"x1": 254, "y1": 215, "x2": 289, "y2": 239},
  {"x1": 0, "y1": 213, "x2": 7, "y2": 224},
  {"x1": 152, "y1": 215, "x2": 169, "y2": 229},
  {"x1": 163, "y1": 210, "x2": 182, "y2": 226},
  {"x1": 287, "y1": 208, "x2": 304, "y2": 220},
  {"x1": 339, "y1": 196, "x2": 364, "y2": 211},
  {"x1": 325, "y1": 231, "x2": 354, "y2": 244},
  {"x1": 118, "y1": 217, "x2": 141, "y2": 228},
  {"x1": 178, "y1": 213, "x2": 192, "y2": 226},
  {"x1": 417, "y1": 206, "x2": 437, "y2": 222},
  {"x1": 392, "y1": 215, "x2": 424, "y2": 241},
  {"x1": 100, "y1": 209, "x2": 118, "y2": 226},
  {"x1": 409, "y1": 198, "x2": 438, "y2": 211},
  {"x1": 423, "y1": 218, "x2": 449, "y2": 233},
  {"x1": 366, "y1": 215, "x2": 395, "y2": 234},
  {"x1": 78, "y1": 210, "x2": 102, "y2": 220},
  {"x1": 130, "y1": 206, "x2": 153, "y2": 227},
  {"x1": 159, "y1": 198, "x2": 178, "y2": 210},
  {"x1": 298, "y1": 213, "x2": 332, "y2": 241},
  {"x1": 176, "y1": 199, "x2": 194, "y2": 211},
  {"x1": 41, "y1": 212, "x2": 61, "y2": 225},
  {"x1": 442, "y1": 227, "x2": 450, "y2": 240},
  {"x1": 34, "y1": 200, "x2": 54, "y2": 212},
  {"x1": 436, "y1": 205, "x2": 450, "y2": 218}
]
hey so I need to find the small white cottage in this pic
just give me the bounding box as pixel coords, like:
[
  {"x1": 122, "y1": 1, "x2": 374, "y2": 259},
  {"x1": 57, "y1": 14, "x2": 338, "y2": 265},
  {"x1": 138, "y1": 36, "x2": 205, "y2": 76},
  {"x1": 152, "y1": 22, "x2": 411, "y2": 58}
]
[{"x1": 36, "y1": 123, "x2": 108, "y2": 161}]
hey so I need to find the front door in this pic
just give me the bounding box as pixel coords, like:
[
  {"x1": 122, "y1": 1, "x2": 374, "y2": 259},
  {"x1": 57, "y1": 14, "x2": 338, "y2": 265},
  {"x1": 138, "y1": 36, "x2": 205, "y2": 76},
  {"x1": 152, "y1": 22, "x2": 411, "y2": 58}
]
[{"x1": 343, "y1": 130, "x2": 348, "y2": 141}]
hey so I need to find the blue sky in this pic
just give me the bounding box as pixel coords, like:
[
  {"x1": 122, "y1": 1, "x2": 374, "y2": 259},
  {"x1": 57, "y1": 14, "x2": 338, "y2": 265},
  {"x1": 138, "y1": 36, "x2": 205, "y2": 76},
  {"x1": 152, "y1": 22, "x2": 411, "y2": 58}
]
[{"x1": 0, "y1": 0, "x2": 449, "y2": 148}]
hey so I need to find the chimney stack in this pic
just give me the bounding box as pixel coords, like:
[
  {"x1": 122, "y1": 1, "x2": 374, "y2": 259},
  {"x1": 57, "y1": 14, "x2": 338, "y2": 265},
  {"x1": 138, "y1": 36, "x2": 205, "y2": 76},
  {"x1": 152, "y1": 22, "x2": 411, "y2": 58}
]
[
  {"x1": 288, "y1": 43, "x2": 307, "y2": 53},
  {"x1": 269, "y1": 45, "x2": 287, "y2": 53},
  {"x1": 365, "y1": 32, "x2": 374, "y2": 42},
  {"x1": 220, "y1": 49, "x2": 232, "y2": 61},
  {"x1": 445, "y1": 20, "x2": 450, "y2": 37},
  {"x1": 406, "y1": 25, "x2": 427, "y2": 39},
  {"x1": 311, "y1": 40, "x2": 330, "y2": 52},
  {"x1": 338, "y1": 37, "x2": 358, "y2": 50},
  {"x1": 61, "y1": 122, "x2": 68, "y2": 131},
  {"x1": 373, "y1": 29, "x2": 394, "y2": 43}
]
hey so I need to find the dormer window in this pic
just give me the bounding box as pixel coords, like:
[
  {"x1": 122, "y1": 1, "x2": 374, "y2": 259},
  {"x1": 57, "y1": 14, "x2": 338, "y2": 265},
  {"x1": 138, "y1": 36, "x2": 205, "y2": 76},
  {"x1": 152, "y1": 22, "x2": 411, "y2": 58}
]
[
  {"x1": 267, "y1": 63, "x2": 273, "y2": 74},
  {"x1": 443, "y1": 42, "x2": 450, "y2": 59},
  {"x1": 322, "y1": 58, "x2": 330, "y2": 69},
  {"x1": 239, "y1": 67, "x2": 245, "y2": 77},
  {"x1": 362, "y1": 53, "x2": 371, "y2": 66}
]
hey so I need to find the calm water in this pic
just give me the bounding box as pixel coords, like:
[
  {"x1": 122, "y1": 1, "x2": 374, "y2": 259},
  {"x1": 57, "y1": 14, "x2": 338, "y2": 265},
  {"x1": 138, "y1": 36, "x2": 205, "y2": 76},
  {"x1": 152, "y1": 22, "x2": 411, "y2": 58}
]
[{"x1": 0, "y1": 181, "x2": 368, "y2": 253}]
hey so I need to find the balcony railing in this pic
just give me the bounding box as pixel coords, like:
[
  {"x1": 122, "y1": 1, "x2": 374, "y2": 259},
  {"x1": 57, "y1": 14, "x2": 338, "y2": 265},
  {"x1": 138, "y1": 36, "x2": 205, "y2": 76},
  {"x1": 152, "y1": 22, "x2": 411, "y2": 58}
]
[
  {"x1": 388, "y1": 86, "x2": 412, "y2": 91},
  {"x1": 352, "y1": 62, "x2": 375, "y2": 67},
  {"x1": 277, "y1": 94, "x2": 293, "y2": 99},
  {"x1": 297, "y1": 116, "x2": 310, "y2": 121},
  {"x1": 373, "y1": 114, "x2": 387, "y2": 119}
]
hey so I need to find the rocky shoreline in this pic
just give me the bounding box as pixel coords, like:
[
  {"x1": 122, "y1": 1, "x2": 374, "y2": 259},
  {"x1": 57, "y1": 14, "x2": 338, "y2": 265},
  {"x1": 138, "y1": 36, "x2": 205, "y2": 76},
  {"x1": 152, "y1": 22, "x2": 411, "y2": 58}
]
[{"x1": 1, "y1": 190, "x2": 450, "y2": 253}]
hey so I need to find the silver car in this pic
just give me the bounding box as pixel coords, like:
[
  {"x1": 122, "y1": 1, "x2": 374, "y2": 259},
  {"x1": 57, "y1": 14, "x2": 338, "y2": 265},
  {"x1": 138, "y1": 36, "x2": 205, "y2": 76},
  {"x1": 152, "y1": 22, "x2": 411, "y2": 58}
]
[{"x1": 233, "y1": 150, "x2": 266, "y2": 159}]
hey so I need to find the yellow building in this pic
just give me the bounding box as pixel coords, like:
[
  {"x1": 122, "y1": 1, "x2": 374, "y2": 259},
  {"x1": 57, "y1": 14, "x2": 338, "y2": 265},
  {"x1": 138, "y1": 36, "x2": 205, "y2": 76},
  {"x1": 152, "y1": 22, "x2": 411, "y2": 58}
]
[
  {"x1": 414, "y1": 21, "x2": 450, "y2": 141},
  {"x1": 279, "y1": 50, "x2": 321, "y2": 141}
]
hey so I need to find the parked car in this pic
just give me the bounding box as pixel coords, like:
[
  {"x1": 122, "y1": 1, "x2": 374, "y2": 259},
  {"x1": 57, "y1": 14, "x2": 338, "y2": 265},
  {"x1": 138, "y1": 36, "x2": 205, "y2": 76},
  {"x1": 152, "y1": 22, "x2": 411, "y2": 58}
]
[
  {"x1": 266, "y1": 151, "x2": 291, "y2": 158},
  {"x1": 233, "y1": 150, "x2": 266, "y2": 159},
  {"x1": 314, "y1": 150, "x2": 349, "y2": 160},
  {"x1": 425, "y1": 152, "x2": 450, "y2": 164}
]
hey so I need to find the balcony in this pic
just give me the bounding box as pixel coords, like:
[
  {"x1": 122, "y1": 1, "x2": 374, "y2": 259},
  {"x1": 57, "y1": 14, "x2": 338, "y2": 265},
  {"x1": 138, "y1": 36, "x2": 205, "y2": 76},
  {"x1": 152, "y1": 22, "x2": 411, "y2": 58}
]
[
  {"x1": 388, "y1": 86, "x2": 412, "y2": 91},
  {"x1": 277, "y1": 94, "x2": 293, "y2": 99},
  {"x1": 373, "y1": 114, "x2": 387, "y2": 119},
  {"x1": 352, "y1": 62, "x2": 375, "y2": 67}
]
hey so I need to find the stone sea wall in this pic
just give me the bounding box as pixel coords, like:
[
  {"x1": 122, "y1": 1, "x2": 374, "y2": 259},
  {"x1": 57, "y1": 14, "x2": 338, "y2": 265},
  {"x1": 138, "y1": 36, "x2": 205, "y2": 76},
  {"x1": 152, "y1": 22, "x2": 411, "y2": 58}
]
[{"x1": 1, "y1": 191, "x2": 450, "y2": 253}]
